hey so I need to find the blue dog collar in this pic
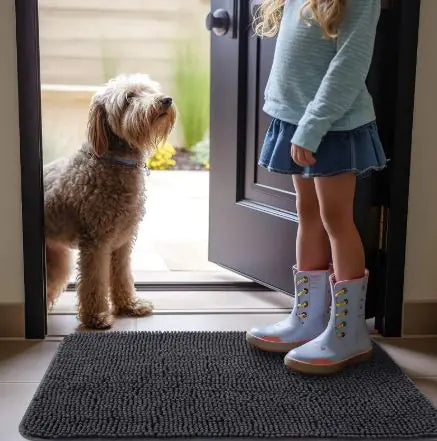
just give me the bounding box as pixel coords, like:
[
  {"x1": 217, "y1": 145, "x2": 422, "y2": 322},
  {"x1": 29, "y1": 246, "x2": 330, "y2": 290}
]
[{"x1": 84, "y1": 149, "x2": 150, "y2": 175}]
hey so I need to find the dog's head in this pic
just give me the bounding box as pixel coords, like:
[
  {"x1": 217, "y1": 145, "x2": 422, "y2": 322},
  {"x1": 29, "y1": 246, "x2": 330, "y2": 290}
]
[{"x1": 87, "y1": 74, "x2": 176, "y2": 156}]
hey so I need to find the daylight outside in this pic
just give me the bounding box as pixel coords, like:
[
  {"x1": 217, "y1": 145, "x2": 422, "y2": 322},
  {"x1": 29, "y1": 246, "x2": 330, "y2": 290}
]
[{"x1": 38, "y1": 0, "x2": 245, "y2": 298}]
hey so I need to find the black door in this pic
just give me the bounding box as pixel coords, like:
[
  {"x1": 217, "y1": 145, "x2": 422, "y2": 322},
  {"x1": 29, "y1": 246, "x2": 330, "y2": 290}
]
[
  {"x1": 207, "y1": 0, "x2": 420, "y2": 335},
  {"x1": 209, "y1": 0, "x2": 385, "y2": 309}
]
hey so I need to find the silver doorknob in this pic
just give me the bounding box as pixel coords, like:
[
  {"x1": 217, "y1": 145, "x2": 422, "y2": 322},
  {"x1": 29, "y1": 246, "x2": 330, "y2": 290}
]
[{"x1": 206, "y1": 9, "x2": 231, "y2": 36}]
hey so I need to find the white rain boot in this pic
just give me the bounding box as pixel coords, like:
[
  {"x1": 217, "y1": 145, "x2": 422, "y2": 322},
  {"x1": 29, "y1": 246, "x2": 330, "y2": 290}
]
[
  {"x1": 246, "y1": 266, "x2": 331, "y2": 353},
  {"x1": 284, "y1": 271, "x2": 373, "y2": 374}
]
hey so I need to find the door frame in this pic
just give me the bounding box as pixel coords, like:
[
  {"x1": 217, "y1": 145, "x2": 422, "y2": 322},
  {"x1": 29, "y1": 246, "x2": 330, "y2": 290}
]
[
  {"x1": 16, "y1": 0, "x2": 46, "y2": 339},
  {"x1": 15, "y1": 0, "x2": 420, "y2": 338},
  {"x1": 377, "y1": 0, "x2": 421, "y2": 336}
]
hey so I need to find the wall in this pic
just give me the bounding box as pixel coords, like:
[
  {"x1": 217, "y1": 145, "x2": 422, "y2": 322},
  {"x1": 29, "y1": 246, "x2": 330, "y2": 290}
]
[
  {"x1": 0, "y1": 0, "x2": 25, "y2": 337},
  {"x1": 0, "y1": 0, "x2": 24, "y2": 305},
  {"x1": 403, "y1": 0, "x2": 437, "y2": 334},
  {"x1": 38, "y1": 0, "x2": 209, "y2": 86},
  {"x1": 404, "y1": 0, "x2": 437, "y2": 303}
]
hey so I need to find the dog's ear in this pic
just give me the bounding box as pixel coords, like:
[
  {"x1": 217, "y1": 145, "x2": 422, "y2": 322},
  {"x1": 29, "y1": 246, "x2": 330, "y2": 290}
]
[{"x1": 87, "y1": 100, "x2": 110, "y2": 156}]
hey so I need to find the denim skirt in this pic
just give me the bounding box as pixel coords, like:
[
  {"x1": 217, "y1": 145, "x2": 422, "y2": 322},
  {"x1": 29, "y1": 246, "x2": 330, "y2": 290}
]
[{"x1": 258, "y1": 119, "x2": 387, "y2": 179}]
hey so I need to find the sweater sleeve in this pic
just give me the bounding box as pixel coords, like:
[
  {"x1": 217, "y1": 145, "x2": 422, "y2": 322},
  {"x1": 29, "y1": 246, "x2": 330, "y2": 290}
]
[{"x1": 291, "y1": 0, "x2": 381, "y2": 153}]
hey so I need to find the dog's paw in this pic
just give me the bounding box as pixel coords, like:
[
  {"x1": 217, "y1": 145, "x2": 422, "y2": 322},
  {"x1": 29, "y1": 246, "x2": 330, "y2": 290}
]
[
  {"x1": 80, "y1": 312, "x2": 114, "y2": 329},
  {"x1": 114, "y1": 299, "x2": 153, "y2": 317}
]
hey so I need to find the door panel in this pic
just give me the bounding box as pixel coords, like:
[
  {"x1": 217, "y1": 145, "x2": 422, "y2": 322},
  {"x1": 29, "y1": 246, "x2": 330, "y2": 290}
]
[
  {"x1": 209, "y1": 0, "x2": 298, "y2": 292},
  {"x1": 245, "y1": 36, "x2": 296, "y2": 213},
  {"x1": 209, "y1": 0, "x2": 394, "y2": 319}
]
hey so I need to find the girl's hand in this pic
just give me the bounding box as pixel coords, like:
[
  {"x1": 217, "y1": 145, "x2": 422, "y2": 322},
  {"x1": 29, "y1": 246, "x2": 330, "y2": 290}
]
[{"x1": 291, "y1": 143, "x2": 316, "y2": 167}]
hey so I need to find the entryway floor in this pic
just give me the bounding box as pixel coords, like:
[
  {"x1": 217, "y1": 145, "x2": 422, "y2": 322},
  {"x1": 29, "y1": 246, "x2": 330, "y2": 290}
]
[
  {"x1": 2, "y1": 291, "x2": 437, "y2": 440},
  {"x1": 49, "y1": 289, "x2": 290, "y2": 315}
]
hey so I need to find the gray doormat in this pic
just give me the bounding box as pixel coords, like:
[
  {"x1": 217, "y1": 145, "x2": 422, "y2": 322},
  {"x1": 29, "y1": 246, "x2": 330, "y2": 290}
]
[{"x1": 20, "y1": 331, "x2": 437, "y2": 440}]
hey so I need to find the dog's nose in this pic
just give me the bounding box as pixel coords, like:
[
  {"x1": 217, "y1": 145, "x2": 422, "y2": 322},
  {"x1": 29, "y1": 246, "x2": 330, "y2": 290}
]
[{"x1": 161, "y1": 97, "x2": 173, "y2": 107}]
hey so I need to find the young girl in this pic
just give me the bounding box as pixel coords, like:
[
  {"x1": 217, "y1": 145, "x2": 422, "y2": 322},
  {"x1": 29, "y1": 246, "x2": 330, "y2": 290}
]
[{"x1": 246, "y1": 0, "x2": 386, "y2": 375}]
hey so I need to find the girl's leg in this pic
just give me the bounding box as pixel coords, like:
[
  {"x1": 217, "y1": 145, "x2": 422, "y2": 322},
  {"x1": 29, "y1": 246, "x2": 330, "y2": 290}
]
[
  {"x1": 245, "y1": 175, "x2": 333, "y2": 353},
  {"x1": 293, "y1": 175, "x2": 331, "y2": 271},
  {"x1": 314, "y1": 173, "x2": 365, "y2": 281},
  {"x1": 284, "y1": 174, "x2": 371, "y2": 375}
]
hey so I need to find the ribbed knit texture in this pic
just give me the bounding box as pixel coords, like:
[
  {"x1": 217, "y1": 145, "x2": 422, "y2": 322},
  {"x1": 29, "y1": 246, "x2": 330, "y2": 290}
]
[{"x1": 263, "y1": 0, "x2": 380, "y2": 152}]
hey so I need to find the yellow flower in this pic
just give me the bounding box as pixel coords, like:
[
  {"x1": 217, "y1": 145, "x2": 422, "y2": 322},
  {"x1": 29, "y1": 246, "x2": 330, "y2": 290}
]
[{"x1": 146, "y1": 142, "x2": 177, "y2": 170}]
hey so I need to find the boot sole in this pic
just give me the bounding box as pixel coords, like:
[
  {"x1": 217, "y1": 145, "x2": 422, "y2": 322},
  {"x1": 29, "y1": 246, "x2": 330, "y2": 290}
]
[
  {"x1": 284, "y1": 348, "x2": 373, "y2": 375},
  {"x1": 245, "y1": 332, "x2": 306, "y2": 353}
]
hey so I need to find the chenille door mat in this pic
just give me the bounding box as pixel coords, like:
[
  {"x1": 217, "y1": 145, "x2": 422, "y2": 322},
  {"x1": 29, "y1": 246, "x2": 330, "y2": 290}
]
[{"x1": 20, "y1": 332, "x2": 437, "y2": 441}]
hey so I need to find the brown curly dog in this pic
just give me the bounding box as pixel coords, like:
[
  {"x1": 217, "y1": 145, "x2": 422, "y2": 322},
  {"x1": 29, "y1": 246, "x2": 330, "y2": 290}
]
[{"x1": 44, "y1": 74, "x2": 176, "y2": 329}]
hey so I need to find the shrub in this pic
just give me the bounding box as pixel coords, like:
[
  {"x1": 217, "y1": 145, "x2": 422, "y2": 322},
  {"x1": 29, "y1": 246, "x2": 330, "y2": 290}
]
[
  {"x1": 191, "y1": 136, "x2": 210, "y2": 170},
  {"x1": 173, "y1": 40, "x2": 210, "y2": 152},
  {"x1": 146, "y1": 143, "x2": 177, "y2": 170}
]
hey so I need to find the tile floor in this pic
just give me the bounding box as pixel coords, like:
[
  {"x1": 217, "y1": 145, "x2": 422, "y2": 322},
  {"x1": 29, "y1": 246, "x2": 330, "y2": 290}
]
[{"x1": 2, "y1": 290, "x2": 437, "y2": 440}]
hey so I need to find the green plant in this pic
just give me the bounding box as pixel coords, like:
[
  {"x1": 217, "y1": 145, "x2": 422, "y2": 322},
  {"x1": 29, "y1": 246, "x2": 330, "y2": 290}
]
[
  {"x1": 173, "y1": 39, "x2": 210, "y2": 152},
  {"x1": 191, "y1": 136, "x2": 210, "y2": 170},
  {"x1": 146, "y1": 143, "x2": 177, "y2": 170}
]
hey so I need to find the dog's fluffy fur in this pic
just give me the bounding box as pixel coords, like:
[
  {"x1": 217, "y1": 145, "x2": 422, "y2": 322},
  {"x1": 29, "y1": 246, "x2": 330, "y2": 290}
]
[{"x1": 44, "y1": 74, "x2": 176, "y2": 329}]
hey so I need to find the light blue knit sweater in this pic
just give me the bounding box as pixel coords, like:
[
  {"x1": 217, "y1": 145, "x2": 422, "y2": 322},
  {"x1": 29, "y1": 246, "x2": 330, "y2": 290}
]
[{"x1": 263, "y1": 0, "x2": 381, "y2": 153}]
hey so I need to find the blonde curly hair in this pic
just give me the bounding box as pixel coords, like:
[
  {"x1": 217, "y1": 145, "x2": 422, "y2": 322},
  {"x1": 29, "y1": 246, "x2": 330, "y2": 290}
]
[{"x1": 254, "y1": 0, "x2": 347, "y2": 39}]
